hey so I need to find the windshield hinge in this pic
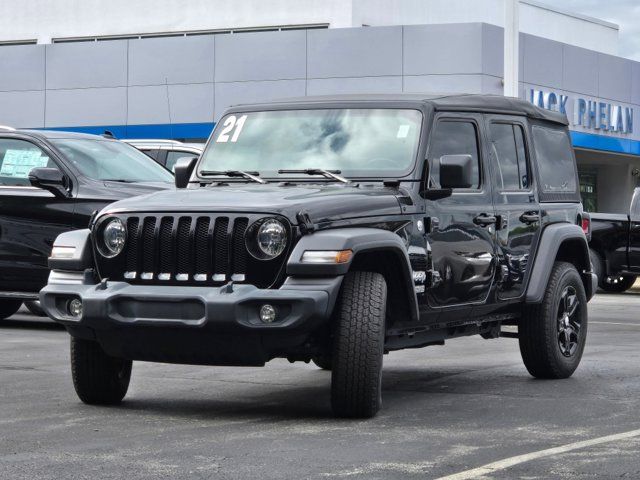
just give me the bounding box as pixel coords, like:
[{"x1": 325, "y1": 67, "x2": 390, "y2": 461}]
[{"x1": 296, "y1": 210, "x2": 316, "y2": 235}]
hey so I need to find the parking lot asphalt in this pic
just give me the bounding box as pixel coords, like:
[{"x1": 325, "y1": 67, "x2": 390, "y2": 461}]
[{"x1": 2, "y1": 293, "x2": 640, "y2": 480}]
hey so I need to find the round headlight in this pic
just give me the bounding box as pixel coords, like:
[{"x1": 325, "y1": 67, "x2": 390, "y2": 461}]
[
  {"x1": 99, "y1": 217, "x2": 127, "y2": 258},
  {"x1": 247, "y1": 218, "x2": 288, "y2": 260}
]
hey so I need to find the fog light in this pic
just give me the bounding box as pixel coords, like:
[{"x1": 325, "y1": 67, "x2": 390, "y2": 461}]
[
  {"x1": 259, "y1": 304, "x2": 276, "y2": 323},
  {"x1": 68, "y1": 298, "x2": 83, "y2": 318}
]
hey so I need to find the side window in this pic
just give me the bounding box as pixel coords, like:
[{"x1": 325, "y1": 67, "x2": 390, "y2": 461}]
[
  {"x1": 141, "y1": 149, "x2": 160, "y2": 161},
  {"x1": 0, "y1": 138, "x2": 56, "y2": 187},
  {"x1": 532, "y1": 125, "x2": 577, "y2": 194},
  {"x1": 166, "y1": 151, "x2": 194, "y2": 173},
  {"x1": 428, "y1": 120, "x2": 480, "y2": 189},
  {"x1": 489, "y1": 123, "x2": 530, "y2": 190}
]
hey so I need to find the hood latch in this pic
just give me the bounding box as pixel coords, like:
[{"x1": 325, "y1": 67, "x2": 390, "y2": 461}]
[{"x1": 296, "y1": 210, "x2": 316, "y2": 235}]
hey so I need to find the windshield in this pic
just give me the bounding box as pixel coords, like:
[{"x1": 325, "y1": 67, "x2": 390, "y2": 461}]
[
  {"x1": 51, "y1": 138, "x2": 173, "y2": 183},
  {"x1": 199, "y1": 108, "x2": 423, "y2": 178}
]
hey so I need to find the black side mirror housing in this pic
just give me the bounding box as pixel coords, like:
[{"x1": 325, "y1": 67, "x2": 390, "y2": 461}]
[
  {"x1": 439, "y1": 154, "x2": 474, "y2": 189},
  {"x1": 422, "y1": 188, "x2": 453, "y2": 200},
  {"x1": 29, "y1": 167, "x2": 70, "y2": 198},
  {"x1": 174, "y1": 157, "x2": 197, "y2": 189}
]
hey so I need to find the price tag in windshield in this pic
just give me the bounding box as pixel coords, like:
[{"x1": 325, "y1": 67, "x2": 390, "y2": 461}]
[{"x1": 216, "y1": 115, "x2": 247, "y2": 143}]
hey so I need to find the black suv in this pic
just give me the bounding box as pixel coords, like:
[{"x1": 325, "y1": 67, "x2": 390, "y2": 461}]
[
  {"x1": 40, "y1": 94, "x2": 596, "y2": 418},
  {"x1": 0, "y1": 128, "x2": 172, "y2": 319}
]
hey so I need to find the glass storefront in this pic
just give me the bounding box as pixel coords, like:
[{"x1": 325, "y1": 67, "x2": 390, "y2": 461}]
[{"x1": 578, "y1": 168, "x2": 598, "y2": 213}]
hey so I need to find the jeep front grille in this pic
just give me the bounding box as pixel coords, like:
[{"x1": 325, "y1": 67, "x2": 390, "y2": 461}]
[{"x1": 94, "y1": 213, "x2": 291, "y2": 289}]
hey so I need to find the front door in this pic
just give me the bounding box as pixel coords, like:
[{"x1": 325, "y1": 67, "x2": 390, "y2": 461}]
[
  {"x1": 425, "y1": 114, "x2": 497, "y2": 310},
  {"x1": 0, "y1": 137, "x2": 73, "y2": 292},
  {"x1": 486, "y1": 116, "x2": 541, "y2": 299}
]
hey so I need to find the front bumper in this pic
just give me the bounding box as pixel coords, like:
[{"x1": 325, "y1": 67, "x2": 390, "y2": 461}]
[{"x1": 40, "y1": 272, "x2": 342, "y2": 365}]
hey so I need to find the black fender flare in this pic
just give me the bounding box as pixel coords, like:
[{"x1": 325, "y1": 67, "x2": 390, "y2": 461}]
[
  {"x1": 525, "y1": 223, "x2": 596, "y2": 303},
  {"x1": 48, "y1": 229, "x2": 93, "y2": 271},
  {"x1": 286, "y1": 228, "x2": 419, "y2": 321}
]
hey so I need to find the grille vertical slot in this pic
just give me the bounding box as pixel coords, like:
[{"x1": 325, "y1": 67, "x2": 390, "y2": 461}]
[
  {"x1": 141, "y1": 217, "x2": 157, "y2": 276},
  {"x1": 175, "y1": 217, "x2": 192, "y2": 278},
  {"x1": 213, "y1": 217, "x2": 229, "y2": 277},
  {"x1": 125, "y1": 217, "x2": 140, "y2": 273},
  {"x1": 158, "y1": 217, "x2": 174, "y2": 275},
  {"x1": 232, "y1": 218, "x2": 249, "y2": 275},
  {"x1": 194, "y1": 217, "x2": 211, "y2": 276}
]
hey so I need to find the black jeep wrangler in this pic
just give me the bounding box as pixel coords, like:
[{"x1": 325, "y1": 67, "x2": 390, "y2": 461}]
[{"x1": 40, "y1": 94, "x2": 596, "y2": 418}]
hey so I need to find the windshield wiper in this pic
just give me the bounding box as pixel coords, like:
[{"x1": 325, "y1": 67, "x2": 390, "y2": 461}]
[
  {"x1": 199, "y1": 170, "x2": 267, "y2": 184},
  {"x1": 277, "y1": 169, "x2": 351, "y2": 184},
  {"x1": 103, "y1": 179, "x2": 134, "y2": 183}
]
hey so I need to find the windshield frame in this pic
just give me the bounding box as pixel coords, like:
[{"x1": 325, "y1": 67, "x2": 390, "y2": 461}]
[
  {"x1": 195, "y1": 102, "x2": 428, "y2": 183},
  {"x1": 49, "y1": 137, "x2": 174, "y2": 184}
]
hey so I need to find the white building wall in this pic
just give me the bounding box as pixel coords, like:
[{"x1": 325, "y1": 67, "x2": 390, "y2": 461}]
[{"x1": 0, "y1": 0, "x2": 619, "y2": 55}]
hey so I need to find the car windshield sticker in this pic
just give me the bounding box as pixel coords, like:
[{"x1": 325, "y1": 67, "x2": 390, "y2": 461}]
[
  {"x1": 0, "y1": 149, "x2": 49, "y2": 178},
  {"x1": 216, "y1": 114, "x2": 248, "y2": 143},
  {"x1": 396, "y1": 124, "x2": 411, "y2": 138}
]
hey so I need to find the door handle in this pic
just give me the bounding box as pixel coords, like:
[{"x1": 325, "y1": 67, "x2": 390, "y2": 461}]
[
  {"x1": 520, "y1": 212, "x2": 540, "y2": 224},
  {"x1": 473, "y1": 213, "x2": 497, "y2": 226}
]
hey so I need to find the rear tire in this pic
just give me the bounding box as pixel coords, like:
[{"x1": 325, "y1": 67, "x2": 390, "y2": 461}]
[
  {"x1": 311, "y1": 355, "x2": 332, "y2": 371},
  {"x1": 519, "y1": 262, "x2": 588, "y2": 379},
  {"x1": 589, "y1": 249, "x2": 603, "y2": 287},
  {"x1": 599, "y1": 274, "x2": 636, "y2": 293},
  {"x1": 70, "y1": 337, "x2": 132, "y2": 405},
  {"x1": 0, "y1": 299, "x2": 22, "y2": 320},
  {"x1": 24, "y1": 300, "x2": 47, "y2": 317},
  {"x1": 330, "y1": 271, "x2": 386, "y2": 418}
]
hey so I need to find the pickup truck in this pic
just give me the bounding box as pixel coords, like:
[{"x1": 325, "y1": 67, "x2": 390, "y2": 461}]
[
  {"x1": 40, "y1": 94, "x2": 596, "y2": 418},
  {"x1": 589, "y1": 187, "x2": 640, "y2": 292}
]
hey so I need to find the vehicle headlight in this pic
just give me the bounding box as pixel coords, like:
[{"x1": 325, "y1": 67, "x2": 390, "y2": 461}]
[
  {"x1": 246, "y1": 218, "x2": 288, "y2": 260},
  {"x1": 98, "y1": 217, "x2": 127, "y2": 258}
]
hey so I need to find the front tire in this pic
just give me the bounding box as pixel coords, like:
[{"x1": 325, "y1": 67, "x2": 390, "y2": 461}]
[
  {"x1": 311, "y1": 355, "x2": 332, "y2": 371},
  {"x1": 331, "y1": 271, "x2": 386, "y2": 418},
  {"x1": 0, "y1": 299, "x2": 22, "y2": 320},
  {"x1": 519, "y1": 261, "x2": 588, "y2": 379},
  {"x1": 70, "y1": 337, "x2": 132, "y2": 405}
]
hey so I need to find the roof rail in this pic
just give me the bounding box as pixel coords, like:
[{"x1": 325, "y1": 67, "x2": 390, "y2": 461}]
[{"x1": 0, "y1": 125, "x2": 16, "y2": 131}]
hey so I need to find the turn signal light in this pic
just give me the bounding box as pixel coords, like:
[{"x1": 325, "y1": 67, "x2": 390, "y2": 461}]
[
  {"x1": 51, "y1": 246, "x2": 76, "y2": 259},
  {"x1": 301, "y1": 250, "x2": 353, "y2": 264}
]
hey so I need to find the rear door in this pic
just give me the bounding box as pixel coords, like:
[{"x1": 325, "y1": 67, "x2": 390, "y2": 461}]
[
  {"x1": 425, "y1": 113, "x2": 498, "y2": 312},
  {"x1": 486, "y1": 116, "x2": 541, "y2": 299}
]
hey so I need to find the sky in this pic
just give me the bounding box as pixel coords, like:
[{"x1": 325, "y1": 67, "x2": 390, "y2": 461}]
[{"x1": 536, "y1": 0, "x2": 640, "y2": 60}]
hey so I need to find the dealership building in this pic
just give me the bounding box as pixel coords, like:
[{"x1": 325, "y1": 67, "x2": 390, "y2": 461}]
[{"x1": 0, "y1": 0, "x2": 639, "y2": 212}]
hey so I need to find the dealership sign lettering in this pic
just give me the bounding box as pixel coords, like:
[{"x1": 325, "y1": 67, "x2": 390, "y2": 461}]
[{"x1": 529, "y1": 89, "x2": 633, "y2": 134}]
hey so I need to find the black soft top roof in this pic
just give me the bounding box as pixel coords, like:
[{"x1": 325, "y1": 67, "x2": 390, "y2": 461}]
[{"x1": 236, "y1": 93, "x2": 568, "y2": 126}]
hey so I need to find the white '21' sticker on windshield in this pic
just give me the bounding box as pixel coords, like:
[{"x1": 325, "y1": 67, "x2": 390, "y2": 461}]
[{"x1": 216, "y1": 115, "x2": 247, "y2": 143}]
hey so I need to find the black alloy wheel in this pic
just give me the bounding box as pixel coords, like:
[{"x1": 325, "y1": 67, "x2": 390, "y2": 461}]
[{"x1": 556, "y1": 286, "x2": 581, "y2": 357}]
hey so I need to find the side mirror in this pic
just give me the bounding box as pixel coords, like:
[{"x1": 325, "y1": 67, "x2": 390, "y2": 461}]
[
  {"x1": 29, "y1": 167, "x2": 70, "y2": 198},
  {"x1": 174, "y1": 156, "x2": 197, "y2": 189},
  {"x1": 439, "y1": 154, "x2": 474, "y2": 189}
]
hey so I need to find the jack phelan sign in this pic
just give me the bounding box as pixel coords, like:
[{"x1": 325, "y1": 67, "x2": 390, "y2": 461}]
[{"x1": 528, "y1": 89, "x2": 633, "y2": 134}]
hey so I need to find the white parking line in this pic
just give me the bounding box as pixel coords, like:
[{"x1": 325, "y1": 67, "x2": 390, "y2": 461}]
[
  {"x1": 590, "y1": 321, "x2": 640, "y2": 326},
  {"x1": 434, "y1": 429, "x2": 640, "y2": 480}
]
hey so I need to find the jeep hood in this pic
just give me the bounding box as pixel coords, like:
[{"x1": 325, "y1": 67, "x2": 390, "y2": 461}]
[{"x1": 101, "y1": 183, "x2": 406, "y2": 224}]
